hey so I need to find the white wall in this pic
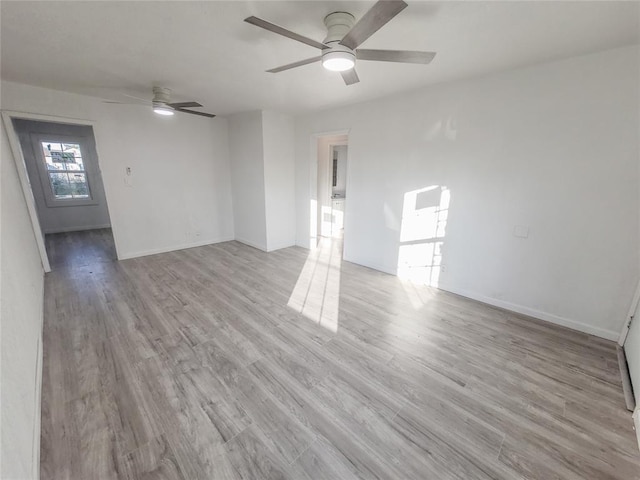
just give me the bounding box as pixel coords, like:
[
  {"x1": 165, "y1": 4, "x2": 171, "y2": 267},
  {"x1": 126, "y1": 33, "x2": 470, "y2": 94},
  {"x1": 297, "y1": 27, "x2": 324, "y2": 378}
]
[
  {"x1": 295, "y1": 45, "x2": 640, "y2": 340},
  {"x1": 1, "y1": 81, "x2": 235, "y2": 260},
  {"x1": 228, "y1": 111, "x2": 268, "y2": 250},
  {"x1": 228, "y1": 110, "x2": 296, "y2": 252},
  {"x1": 13, "y1": 119, "x2": 111, "y2": 234},
  {"x1": 1, "y1": 120, "x2": 45, "y2": 479},
  {"x1": 262, "y1": 111, "x2": 295, "y2": 251}
]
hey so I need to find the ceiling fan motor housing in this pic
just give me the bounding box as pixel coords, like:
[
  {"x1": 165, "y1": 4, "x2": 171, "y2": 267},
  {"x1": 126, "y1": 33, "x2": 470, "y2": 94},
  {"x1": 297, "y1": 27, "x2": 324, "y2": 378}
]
[
  {"x1": 152, "y1": 86, "x2": 172, "y2": 107},
  {"x1": 152, "y1": 87, "x2": 175, "y2": 115},
  {"x1": 322, "y1": 12, "x2": 356, "y2": 71},
  {"x1": 323, "y1": 12, "x2": 355, "y2": 43}
]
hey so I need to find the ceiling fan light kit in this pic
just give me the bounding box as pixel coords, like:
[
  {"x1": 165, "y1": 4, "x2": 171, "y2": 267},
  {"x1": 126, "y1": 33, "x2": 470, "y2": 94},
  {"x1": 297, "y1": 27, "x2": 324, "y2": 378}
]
[
  {"x1": 153, "y1": 102, "x2": 175, "y2": 116},
  {"x1": 244, "y1": 0, "x2": 436, "y2": 85},
  {"x1": 322, "y1": 49, "x2": 356, "y2": 72}
]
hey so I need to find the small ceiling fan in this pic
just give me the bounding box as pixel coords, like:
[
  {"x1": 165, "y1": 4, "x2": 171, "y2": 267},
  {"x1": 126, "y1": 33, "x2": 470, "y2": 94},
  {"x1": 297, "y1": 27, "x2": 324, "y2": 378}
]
[
  {"x1": 104, "y1": 87, "x2": 216, "y2": 118},
  {"x1": 244, "y1": 0, "x2": 436, "y2": 85}
]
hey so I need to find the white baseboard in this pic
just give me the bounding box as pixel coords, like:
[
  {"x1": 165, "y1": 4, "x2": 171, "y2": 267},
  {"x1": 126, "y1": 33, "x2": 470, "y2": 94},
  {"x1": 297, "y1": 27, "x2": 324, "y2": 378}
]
[
  {"x1": 234, "y1": 237, "x2": 268, "y2": 252},
  {"x1": 43, "y1": 223, "x2": 111, "y2": 234},
  {"x1": 343, "y1": 254, "x2": 398, "y2": 276},
  {"x1": 117, "y1": 236, "x2": 234, "y2": 260},
  {"x1": 32, "y1": 332, "x2": 42, "y2": 480},
  {"x1": 266, "y1": 241, "x2": 295, "y2": 252},
  {"x1": 32, "y1": 274, "x2": 44, "y2": 480},
  {"x1": 437, "y1": 283, "x2": 619, "y2": 341},
  {"x1": 331, "y1": 254, "x2": 619, "y2": 341}
]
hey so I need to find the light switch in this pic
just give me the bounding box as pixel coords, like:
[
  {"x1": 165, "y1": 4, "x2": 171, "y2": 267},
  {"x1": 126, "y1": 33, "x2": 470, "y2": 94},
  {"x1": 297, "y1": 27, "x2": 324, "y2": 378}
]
[
  {"x1": 124, "y1": 166, "x2": 134, "y2": 187},
  {"x1": 513, "y1": 225, "x2": 529, "y2": 238}
]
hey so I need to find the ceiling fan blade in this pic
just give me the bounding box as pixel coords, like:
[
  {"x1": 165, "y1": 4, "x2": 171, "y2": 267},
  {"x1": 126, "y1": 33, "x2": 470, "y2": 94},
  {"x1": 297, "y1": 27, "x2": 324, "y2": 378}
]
[
  {"x1": 356, "y1": 49, "x2": 436, "y2": 64},
  {"x1": 341, "y1": 68, "x2": 360, "y2": 86},
  {"x1": 340, "y1": 0, "x2": 408, "y2": 50},
  {"x1": 102, "y1": 99, "x2": 147, "y2": 106},
  {"x1": 245, "y1": 16, "x2": 328, "y2": 50},
  {"x1": 167, "y1": 101, "x2": 202, "y2": 108},
  {"x1": 267, "y1": 56, "x2": 322, "y2": 73},
  {"x1": 121, "y1": 92, "x2": 151, "y2": 102},
  {"x1": 174, "y1": 108, "x2": 216, "y2": 118}
]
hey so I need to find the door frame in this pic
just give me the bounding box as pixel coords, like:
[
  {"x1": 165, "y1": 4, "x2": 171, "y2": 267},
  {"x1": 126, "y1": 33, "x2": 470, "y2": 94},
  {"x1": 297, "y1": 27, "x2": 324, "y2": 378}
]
[
  {"x1": 2, "y1": 110, "x2": 102, "y2": 273},
  {"x1": 309, "y1": 129, "x2": 349, "y2": 249},
  {"x1": 619, "y1": 279, "x2": 640, "y2": 346}
]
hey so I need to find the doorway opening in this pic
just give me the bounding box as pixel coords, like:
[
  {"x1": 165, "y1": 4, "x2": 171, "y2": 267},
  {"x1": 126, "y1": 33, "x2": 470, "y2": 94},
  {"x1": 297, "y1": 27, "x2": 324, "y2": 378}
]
[
  {"x1": 329, "y1": 144, "x2": 347, "y2": 239},
  {"x1": 11, "y1": 118, "x2": 115, "y2": 270},
  {"x1": 314, "y1": 133, "x2": 348, "y2": 248},
  {"x1": 288, "y1": 131, "x2": 349, "y2": 333}
]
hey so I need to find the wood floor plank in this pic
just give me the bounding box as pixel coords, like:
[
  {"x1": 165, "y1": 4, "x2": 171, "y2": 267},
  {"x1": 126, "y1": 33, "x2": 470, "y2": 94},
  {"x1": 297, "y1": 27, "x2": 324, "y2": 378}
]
[
  {"x1": 118, "y1": 434, "x2": 186, "y2": 480},
  {"x1": 41, "y1": 230, "x2": 639, "y2": 479},
  {"x1": 224, "y1": 425, "x2": 300, "y2": 480}
]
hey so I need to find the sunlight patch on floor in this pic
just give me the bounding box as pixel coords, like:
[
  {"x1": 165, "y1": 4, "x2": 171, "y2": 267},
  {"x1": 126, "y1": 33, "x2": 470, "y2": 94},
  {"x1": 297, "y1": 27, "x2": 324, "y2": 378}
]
[{"x1": 287, "y1": 237, "x2": 342, "y2": 332}]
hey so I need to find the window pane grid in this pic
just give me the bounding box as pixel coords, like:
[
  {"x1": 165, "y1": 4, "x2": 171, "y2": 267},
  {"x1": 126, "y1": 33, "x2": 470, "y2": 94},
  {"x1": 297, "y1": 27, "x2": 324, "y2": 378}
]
[{"x1": 41, "y1": 141, "x2": 91, "y2": 200}]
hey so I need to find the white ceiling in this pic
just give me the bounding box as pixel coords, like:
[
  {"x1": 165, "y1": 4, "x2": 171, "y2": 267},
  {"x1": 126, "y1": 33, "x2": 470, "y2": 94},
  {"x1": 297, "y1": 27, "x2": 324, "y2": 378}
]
[{"x1": 1, "y1": 1, "x2": 638, "y2": 116}]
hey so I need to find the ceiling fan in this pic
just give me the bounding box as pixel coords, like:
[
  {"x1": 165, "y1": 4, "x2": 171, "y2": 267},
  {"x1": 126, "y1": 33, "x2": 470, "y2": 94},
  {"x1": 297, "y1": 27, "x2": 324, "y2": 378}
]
[
  {"x1": 244, "y1": 0, "x2": 436, "y2": 85},
  {"x1": 104, "y1": 87, "x2": 216, "y2": 118}
]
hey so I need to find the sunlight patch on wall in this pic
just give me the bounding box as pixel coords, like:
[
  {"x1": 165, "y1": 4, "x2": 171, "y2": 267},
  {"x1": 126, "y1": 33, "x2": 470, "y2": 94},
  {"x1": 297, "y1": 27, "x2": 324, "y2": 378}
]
[
  {"x1": 398, "y1": 186, "x2": 450, "y2": 288},
  {"x1": 287, "y1": 237, "x2": 341, "y2": 332},
  {"x1": 308, "y1": 199, "x2": 318, "y2": 248}
]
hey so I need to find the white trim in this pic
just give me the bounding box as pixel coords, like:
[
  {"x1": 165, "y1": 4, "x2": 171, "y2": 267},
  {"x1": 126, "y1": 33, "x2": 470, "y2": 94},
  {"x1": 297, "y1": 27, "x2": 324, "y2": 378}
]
[
  {"x1": 43, "y1": 223, "x2": 111, "y2": 234},
  {"x1": 619, "y1": 279, "x2": 640, "y2": 346},
  {"x1": 117, "y1": 236, "x2": 234, "y2": 260},
  {"x1": 234, "y1": 237, "x2": 268, "y2": 252},
  {"x1": 1, "y1": 110, "x2": 119, "y2": 270},
  {"x1": 31, "y1": 277, "x2": 45, "y2": 480},
  {"x1": 266, "y1": 241, "x2": 296, "y2": 252},
  {"x1": 308, "y1": 129, "x2": 350, "y2": 249},
  {"x1": 1, "y1": 112, "x2": 51, "y2": 272},
  {"x1": 1, "y1": 110, "x2": 96, "y2": 126},
  {"x1": 330, "y1": 252, "x2": 619, "y2": 340},
  {"x1": 437, "y1": 283, "x2": 619, "y2": 341},
  {"x1": 343, "y1": 255, "x2": 398, "y2": 276}
]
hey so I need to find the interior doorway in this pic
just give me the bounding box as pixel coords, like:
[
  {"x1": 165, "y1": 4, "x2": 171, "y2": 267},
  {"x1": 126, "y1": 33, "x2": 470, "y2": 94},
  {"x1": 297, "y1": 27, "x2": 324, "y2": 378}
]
[
  {"x1": 11, "y1": 118, "x2": 116, "y2": 270},
  {"x1": 315, "y1": 133, "x2": 348, "y2": 247},
  {"x1": 329, "y1": 144, "x2": 347, "y2": 238}
]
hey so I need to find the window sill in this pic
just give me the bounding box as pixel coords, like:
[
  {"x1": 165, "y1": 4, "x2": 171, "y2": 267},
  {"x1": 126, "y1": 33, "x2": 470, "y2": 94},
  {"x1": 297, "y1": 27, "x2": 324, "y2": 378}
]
[{"x1": 44, "y1": 198, "x2": 99, "y2": 208}]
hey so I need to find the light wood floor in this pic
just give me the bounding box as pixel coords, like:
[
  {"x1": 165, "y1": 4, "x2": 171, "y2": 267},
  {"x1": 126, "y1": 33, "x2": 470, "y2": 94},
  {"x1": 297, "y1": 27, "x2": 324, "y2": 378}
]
[{"x1": 41, "y1": 233, "x2": 640, "y2": 479}]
